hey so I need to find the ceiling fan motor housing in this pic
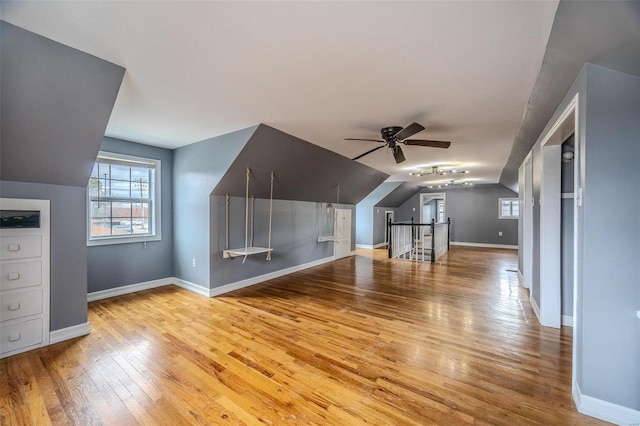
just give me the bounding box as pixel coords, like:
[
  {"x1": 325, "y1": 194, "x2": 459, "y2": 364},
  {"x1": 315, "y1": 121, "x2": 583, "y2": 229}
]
[{"x1": 381, "y1": 126, "x2": 403, "y2": 143}]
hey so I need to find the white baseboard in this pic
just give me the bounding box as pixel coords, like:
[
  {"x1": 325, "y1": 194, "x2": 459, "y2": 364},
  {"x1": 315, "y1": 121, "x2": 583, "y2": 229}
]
[
  {"x1": 573, "y1": 381, "x2": 640, "y2": 424},
  {"x1": 88, "y1": 277, "x2": 174, "y2": 302},
  {"x1": 562, "y1": 315, "x2": 574, "y2": 327},
  {"x1": 517, "y1": 269, "x2": 524, "y2": 285},
  {"x1": 209, "y1": 256, "x2": 334, "y2": 297},
  {"x1": 49, "y1": 322, "x2": 90, "y2": 344},
  {"x1": 450, "y1": 241, "x2": 518, "y2": 250},
  {"x1": 356, "y1": 243, "x2": 387, "y2": 249},
  {"x1": 530, "y1": 294, "x2": 541, "y2": 323},
  {"x1": 172, "y1": 278, "x2": 210, "y2": 297}
]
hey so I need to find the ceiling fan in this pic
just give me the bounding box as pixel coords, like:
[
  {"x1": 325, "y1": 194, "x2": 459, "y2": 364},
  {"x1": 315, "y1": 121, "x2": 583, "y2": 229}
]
[{"x1": 346, "y1": 122, "x2": 451, "y2": 164}]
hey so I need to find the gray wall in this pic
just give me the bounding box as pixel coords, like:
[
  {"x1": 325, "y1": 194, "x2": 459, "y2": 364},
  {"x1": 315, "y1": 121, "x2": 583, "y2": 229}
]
[
  {"x1": 0, "y1": 181, "x2": 88, "y2": 331},
  {"x1": 355, "y1": 181, "x2": 401, "y2": 246},
  {"x1": 210, "y1": 196, "x2": 339, "y2": 287},
  {"x1": 87, "y1": 137, "x2": 174, "y2": 292},
  {"x1": 394, "y1": 185, "x2": 519, "y2": 246},
  {"x1": 0, "y1": 21, "x2": 124, "y2": 187},
  {"x1": 519, "y1": 64, "x2": 640, "y2": 412},
  {"x1": 580, "y1": 65, "x2": 639, "y2": 409},
  {"x1": 173, "y1": 127, "x2": 255, "y2": 288}
]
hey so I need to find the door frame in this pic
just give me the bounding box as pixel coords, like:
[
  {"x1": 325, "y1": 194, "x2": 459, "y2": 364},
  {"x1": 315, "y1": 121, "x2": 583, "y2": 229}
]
[
  {"x1": 384, "y1": 210, "x2": 394, "y2": 244},
  {"x1": 420, "y1": 193, "x2": 446, "y2": 224}
]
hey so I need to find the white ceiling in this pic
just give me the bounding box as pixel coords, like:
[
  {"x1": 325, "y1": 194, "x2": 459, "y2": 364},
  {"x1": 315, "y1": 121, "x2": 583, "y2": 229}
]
[{"x1": 1, "y1": 1, "x2": 558, "y2": 184}]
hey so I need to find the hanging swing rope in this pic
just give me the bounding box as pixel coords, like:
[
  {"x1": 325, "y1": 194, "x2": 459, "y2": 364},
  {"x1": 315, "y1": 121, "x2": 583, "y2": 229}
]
[
  {"x1": 266, "y1": 171, "x2": 274, "y2": 261},
  {"x1": 243, "y1": 167, "x2": 251, "y2": 263},
  {"x1": 250, "y1": 195, "x2": 255, "y2": 247},
  {"x1": 225, "y1": 194, "x2": 230, "y2": 250}
]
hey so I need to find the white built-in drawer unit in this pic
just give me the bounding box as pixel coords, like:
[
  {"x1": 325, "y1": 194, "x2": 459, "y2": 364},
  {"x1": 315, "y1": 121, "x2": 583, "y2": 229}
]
[{"x1": 0, "y1": 198, "x2": 50, "y2": 359}]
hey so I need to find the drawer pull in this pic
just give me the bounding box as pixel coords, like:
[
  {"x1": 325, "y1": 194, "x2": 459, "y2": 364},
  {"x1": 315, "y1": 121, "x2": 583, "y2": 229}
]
[
  {"x1": 7, "y1": 272, "x2": 20, "y2": 281},
  {"x1": 8, "y1": 303, "x2": 21, "y2": 311},
  {"x1": 8, "y1": 333, "x2": 21, "y2": 342},
  {"x1": 8, "y1": 244, "x2": 21, "y2": 252}
]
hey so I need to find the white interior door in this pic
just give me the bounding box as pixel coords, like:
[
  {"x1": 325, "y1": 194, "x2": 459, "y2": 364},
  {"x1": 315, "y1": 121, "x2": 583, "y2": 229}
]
[{"x1": 334, "y1": 209, "x2": 352, "y2": 259}]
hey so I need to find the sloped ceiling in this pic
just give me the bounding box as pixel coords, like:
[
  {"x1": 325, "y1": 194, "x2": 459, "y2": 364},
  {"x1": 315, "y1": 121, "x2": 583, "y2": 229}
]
[
  {"x1": 212, "y1": 124, "x2": 388, "y2": 205},
  {"x1": 1, "y1": 1, "x2": 558, "y2": 186},
  {"x1": 500, "y1": 0, "x2": 640, "y2": 189},
  {"x1": 0, "y1": 21, "x2": 125, "y2": 187},
  {"x1": 376, "y1": 183, "x2": 423, "y2": 208}
]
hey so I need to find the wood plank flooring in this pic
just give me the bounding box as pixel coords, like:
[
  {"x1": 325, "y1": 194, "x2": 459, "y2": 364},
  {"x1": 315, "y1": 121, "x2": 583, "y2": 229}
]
[{"x1": 1, "y1": 247, "x2": 609, "y2": 425}]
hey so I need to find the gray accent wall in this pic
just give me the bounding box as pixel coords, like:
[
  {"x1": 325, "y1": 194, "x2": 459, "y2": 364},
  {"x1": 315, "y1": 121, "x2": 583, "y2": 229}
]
[
  {"x1": 519, "y1": 64, "x2": 640, "y2": 412},
  {"x1": 376, "y1": 183, "x2": 422, "y2": 208},
  {"x1": 212, "y1": 124, "x2": 388, "y2": 204},
  {"x1": 87, "y1": 138, "x2": 174, "y2": 292},
  {"x1": 0, "y1": 181, "x2": 87, "y2": 331},
  {"x1": 0, "y1": 21, "x2": 125, "y2": 187},
  {"x1": 355, "y1": 182, "x2": 401, "y2": 246},
  {"x1": 394, "y1": 185, "x2": 518, "y2": 246},
  {"x1": 173, "y1": 127, "x2": 256, "y2": 288},
  {"x1": 210, "y1": 196, "x2": 336, "y2": 287}
]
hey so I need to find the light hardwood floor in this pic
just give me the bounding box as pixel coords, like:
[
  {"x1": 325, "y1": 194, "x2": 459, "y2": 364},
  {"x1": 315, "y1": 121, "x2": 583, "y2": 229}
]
[{"x1": 1, "y1": 247, "x2": 608, "y2": 425}]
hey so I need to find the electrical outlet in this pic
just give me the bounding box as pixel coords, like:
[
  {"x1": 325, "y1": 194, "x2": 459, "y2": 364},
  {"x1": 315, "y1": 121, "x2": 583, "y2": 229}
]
[
  {"x1": 498, "y1": 231, "x2": 503, "y2": 236},
  {"x1": 192, "y1": 258, "x2": 196, "y2": 268}
]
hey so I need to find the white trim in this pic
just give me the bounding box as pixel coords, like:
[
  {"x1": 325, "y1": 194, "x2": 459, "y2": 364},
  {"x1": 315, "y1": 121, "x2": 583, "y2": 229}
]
[
  {"x1": 88, "y1": 277, "x2": 174, "y2": 302},
  {"x1": 530, "y1": 294, "x2": 541, "y2": 323},
  {"x1": 450, "y1": 241, "x2": 518, "y2": 250},
  {"x1": 350, "y1": 250, "x2": 357, "y2": 256},
  {"x1": 87, "y1": 151, "x2": 162, "y2": 247},
  {"x1": 49, "y1": 322, "x2": 90, "y2": 344},
  {"x1": 573, "y1": 382, "x2": 640, "y2": 425},
  {"x1": 517, "y1": 269, "x2": 524, "y2": 285},
  {"x1": 562, "y1": 315, "x2": 574, "y2": 327},
  {"x1": 209, "y1": 256, "x2": 335, "y2": 297},
  {"x1": 356, "y1": 242, "x2": 387, "y2": 249},
  {"x1": 561, "y1": 193, "x2": 575, "y2": 199},
  {"x1": 172, "y1": 278, "x2": 210, "y2": 297}
]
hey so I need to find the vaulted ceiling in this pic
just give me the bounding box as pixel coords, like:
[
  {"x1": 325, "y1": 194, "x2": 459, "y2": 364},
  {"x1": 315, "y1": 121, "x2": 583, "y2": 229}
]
[{"x1": 1, "y1": 1, "x2": 559, "y2": 186}]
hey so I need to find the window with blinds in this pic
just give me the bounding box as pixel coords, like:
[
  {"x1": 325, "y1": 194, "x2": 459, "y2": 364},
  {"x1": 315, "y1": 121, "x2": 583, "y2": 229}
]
[{"x1": 88, "y1": 151, "x2": 161, "y2": 245}]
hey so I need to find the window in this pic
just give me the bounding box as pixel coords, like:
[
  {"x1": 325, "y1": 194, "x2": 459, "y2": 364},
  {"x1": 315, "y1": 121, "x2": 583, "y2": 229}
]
[
  {"x1": 499, "y1": 198, "x2": 519, "y2": 219},
  {"x1": 87, "y1": 151, "x2": 161, "y2": 245}
]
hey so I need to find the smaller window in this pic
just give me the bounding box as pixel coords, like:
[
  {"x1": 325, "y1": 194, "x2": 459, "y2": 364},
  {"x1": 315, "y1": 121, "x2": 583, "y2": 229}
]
[
  {"x1": 499, "y1": 198, "x2": 519, "y2": 219},
  {"x1": 87, "y1": 151, "x2": 161, "y2": 246}
]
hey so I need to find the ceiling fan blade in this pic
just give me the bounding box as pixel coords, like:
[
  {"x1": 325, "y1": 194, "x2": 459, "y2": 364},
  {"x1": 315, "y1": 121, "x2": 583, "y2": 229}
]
[
  {"x1": 344, "y1": 138, "x2": 385, "y2": 143},
  {"x1": 352, "y1": 144, "x2": 387, "y2": 161},
  {"x1": 394, "y1": 122, "x2": 425, "y2": 141},
  {"x1": 393, "y1": 146, "x2": 406, "y2": 164},
  {"x1": 402, "y1": 139, "x2": 451, "y2": 148}
]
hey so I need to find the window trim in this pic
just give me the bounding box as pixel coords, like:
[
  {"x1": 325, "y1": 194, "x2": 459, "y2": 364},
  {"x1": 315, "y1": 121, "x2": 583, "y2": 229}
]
[
  {"x1": 87, "y1": 151, "x2": 162, "y2": 246},
  {"x1": 499, "y1": 197, "x2": 519, "y2": 220}
]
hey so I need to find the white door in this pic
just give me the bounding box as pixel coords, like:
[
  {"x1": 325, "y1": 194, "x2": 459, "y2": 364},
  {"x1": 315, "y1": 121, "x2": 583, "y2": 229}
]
[{"x1": 334, "y1": 209, "x2": 352, "y2": 259}]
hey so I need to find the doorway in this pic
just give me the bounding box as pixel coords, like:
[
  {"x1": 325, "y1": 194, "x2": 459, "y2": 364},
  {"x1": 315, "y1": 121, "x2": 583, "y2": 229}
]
[
  {"x1": 420, "y1": 193, "x2": 445, "y2": 224},
  {"x1": 384, "y1": 211, "x2": 394, "y2": 244},
  {"x1": 334, "y1": 208, "x2": 352, "y2": 259}
]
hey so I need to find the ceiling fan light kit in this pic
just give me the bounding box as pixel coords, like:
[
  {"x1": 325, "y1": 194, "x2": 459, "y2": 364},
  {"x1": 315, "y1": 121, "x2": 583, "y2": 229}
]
[
  {"x1": 347, "y1": 122, "x2": 451, "y2": 164},
  {"x1": 409, "y1": 166, "x2": 469, "y2": 177}
]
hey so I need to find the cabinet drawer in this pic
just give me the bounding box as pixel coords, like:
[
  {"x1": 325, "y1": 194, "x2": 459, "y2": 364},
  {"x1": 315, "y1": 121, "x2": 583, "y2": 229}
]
[
  {"x1": 0, "y1": 260, "x2": 42, "y2": 291},
  {"x1": 0, "y1": 318, "x2": 42, "y2": 355},
  {"x1": 1, "y1": 288, "x2": 42, "y2": 321},
  {"x1": 0, "y1": 235, "x2": 42, "y2": 260}
]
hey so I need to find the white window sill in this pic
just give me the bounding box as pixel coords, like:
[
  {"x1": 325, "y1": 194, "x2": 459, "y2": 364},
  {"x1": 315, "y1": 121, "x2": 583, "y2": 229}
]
[{"x1": 87, "y1": 234, "x2": 161, "y2": 247}]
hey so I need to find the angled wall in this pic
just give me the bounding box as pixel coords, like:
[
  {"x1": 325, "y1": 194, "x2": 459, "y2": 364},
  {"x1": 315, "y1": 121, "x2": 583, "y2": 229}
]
[
  {"x1": 0, "y1": 21, "x2": 125, "y2": 186},
  {"x1": 173, "y1": 127, "x2": 256, "y2": 288}
]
